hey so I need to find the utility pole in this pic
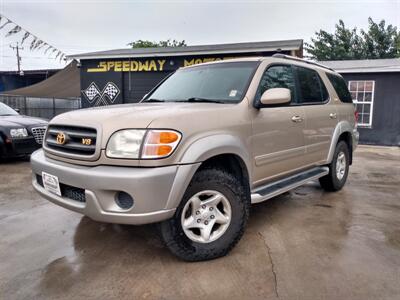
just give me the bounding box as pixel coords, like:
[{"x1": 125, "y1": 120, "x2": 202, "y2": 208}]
[{"x1": 10, "y1": 42, "x2": 23, "y2": 75}]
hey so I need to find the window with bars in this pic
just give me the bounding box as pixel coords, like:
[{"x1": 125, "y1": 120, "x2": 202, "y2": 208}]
[{"x1": 348, "y1": 80, "x2": 375, "y2": 127}]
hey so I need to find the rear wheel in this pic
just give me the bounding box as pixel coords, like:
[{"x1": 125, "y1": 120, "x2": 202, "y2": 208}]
[
  {"x1": 319, "y1": 141, "x2": 350, "y2": 191},
  {"x1": 160, "y1": 168, "x2": 250, "y2": 261}
]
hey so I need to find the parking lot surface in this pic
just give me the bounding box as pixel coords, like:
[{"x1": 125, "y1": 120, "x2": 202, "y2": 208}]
[{"x1": 0, "y1": 146, "x2": 399, "y2": 300}]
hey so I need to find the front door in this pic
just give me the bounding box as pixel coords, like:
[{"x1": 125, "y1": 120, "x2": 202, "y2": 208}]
[{"x1": 251, "y1": 64, "x2": 307, "y2": 186}]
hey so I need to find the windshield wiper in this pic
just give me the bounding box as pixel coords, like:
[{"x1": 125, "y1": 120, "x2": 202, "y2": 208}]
[
  {"x1": 144, "y1": 98, "x2": 165, "y2": 102},
  {"x1": 185, "y1": 97, "x2": 226, "y2": 104}
]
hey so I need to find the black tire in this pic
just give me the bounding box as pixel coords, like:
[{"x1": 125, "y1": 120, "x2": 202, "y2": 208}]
[
  {"x1": 159, "y1": 168, "x2": 250, "y2": 261},
  {"x1": 319, "y1": 140, "x2": 350, "y2": 191}
]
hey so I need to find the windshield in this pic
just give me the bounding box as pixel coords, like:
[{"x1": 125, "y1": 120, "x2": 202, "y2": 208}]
[
  {"x1": 0, "y1": 103, "x2": 19, "y2": 116},
  {"x1": 145, "y1": 61, "x2": 259, "y2": 103}
]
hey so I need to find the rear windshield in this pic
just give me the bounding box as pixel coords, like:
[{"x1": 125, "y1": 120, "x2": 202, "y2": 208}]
[
  {"x1": 326, "y1": 73, "x2": 353, "y2": 103},
  {"x1": 145, "y1": 61, "x2": 259, "y2": 103}
]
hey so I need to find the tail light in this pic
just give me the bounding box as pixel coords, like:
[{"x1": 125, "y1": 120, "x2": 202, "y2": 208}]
[{"x1": 354, "y1": 110, "x2": 359, "y2": 124}]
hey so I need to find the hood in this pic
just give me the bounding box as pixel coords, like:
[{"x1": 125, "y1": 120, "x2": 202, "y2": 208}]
[
  {"x1": 51, "y1": 102, "x2": 239, "y2": 146},
  {"x1": 51, "y1": 102, "x2": 185, "y2": 128},
  {"x1": 52, "y1": 102, "x2": 232, "y2": 125},
  {"x1": 0, "y1": 115, "x2": 48, "y2": 128}
]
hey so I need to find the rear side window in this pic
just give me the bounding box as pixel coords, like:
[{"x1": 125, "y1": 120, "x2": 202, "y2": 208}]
[
  {"x1": 255, "y1": 65, "x2": 296, "y2": 102},
  {"x1": 326, "y1": 73, "x2": 353, "y2": 103},
  {"x1": 296, "y1": 66, "x2": 329, "y2": 104}
]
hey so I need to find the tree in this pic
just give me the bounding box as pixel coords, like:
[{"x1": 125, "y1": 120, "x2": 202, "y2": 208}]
[
  {"x1": 361, "y1": 18, "x2": 399, "y2": 59},
  {"x1": 128, "y1": 39, "x2": 186, "y2": 48},
  {"x1": 305, "y1": 18, "x2": 400, "y2": 60}
]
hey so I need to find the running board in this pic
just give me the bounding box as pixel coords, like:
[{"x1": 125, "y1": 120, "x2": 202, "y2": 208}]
[{"x1": 251, "y1": 167, "x2": 329, "y2": 204}]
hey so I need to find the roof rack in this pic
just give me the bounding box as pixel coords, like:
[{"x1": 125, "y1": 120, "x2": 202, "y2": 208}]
[{"x1": 272, "y1": 53, "x2": 335, "y2": 72}]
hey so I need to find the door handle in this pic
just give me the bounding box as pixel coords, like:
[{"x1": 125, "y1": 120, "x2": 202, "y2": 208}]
[
  {"x1": 329, "y1": 113, "x2": 337, "y2": 119},
  {"x1": 291, "y1": 115, "x2": 303, "y2": 123}
]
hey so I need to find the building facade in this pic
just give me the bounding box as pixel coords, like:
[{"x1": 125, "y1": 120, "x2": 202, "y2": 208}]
[
  {"x1": 322, "y1": 59, "x2": 400, "y2": 146},
  {"x1": 70, "y1": 40, "x2": 303, "y2": 107}
]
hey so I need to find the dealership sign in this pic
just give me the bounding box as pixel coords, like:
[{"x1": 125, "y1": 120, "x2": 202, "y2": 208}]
[{"x1": 85, "y1": 57, "x2": 237, "y2": 73}]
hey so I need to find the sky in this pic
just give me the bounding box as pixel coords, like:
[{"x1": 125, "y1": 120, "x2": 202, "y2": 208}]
[{"x1": 0, "y1": 0, "x2": 399, "y2": 71}]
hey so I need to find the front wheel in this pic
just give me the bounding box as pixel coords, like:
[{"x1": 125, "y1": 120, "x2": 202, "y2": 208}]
[
  {"x1": 159, "y1": 168, "x2": 250, "y2": 261},
  {"x1": 319, "y1": 140, "x2": 350, "y2": 191}
]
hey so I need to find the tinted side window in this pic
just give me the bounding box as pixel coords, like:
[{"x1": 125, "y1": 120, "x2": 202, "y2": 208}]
[
  {"x1": 296, "y1": 66, "x2": 329, "y2": 103},
  {"x1": 326, "y1": 73, "x2": 353, "y2": 103},
  {"x1": 255, "y1": 65, "x2": 296, "y2": 103}
]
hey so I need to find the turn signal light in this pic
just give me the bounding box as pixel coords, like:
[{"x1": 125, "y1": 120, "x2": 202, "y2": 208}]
[
  {"x1": 146, "y1": 131, "x2": 180, "y2": 144},
  {"x1": 141, "y1": 130, "x2": 181, "y2": 159},
  {"x1": 143, "y1": 145, "x2": 173, "y2": 157}
]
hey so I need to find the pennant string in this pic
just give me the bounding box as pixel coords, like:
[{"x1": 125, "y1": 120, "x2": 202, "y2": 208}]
[
  {"x1": 6, "y1": 25, "x2": 21, "y2": 37},
  {"x1": 0, "y1": 19, "x2": 12, "y2": 30},
  {"x1": 0, "y1": 13, "x2": 67, "y2": 60},
  {"x1": 44, "y1": 45, "x2": 53, "y2": 54},
  {"x1": 21, "y1": 32, "x2": 30, "y2": 45}
]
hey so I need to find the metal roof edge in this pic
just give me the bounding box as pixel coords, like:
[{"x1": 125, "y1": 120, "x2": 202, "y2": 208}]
[
  {"x1": 68, "y1": 47, "x2": 300, "y2": 60},
  {"x1": 336, "y1": 69, "x2": 400, "y2": 73},
  {"x1": 67, "y1": 40, "x2": 303, "y2": 60}
]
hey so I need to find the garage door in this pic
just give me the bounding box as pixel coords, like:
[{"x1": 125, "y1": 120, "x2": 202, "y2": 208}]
[{"x1": 123, "y1": 71, "x2": 173, "y2": 103}]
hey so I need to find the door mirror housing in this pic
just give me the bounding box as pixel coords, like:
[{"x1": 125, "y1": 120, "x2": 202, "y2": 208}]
[{"x1": 260, "y1": 88, "x2": 291, "y2": 106}]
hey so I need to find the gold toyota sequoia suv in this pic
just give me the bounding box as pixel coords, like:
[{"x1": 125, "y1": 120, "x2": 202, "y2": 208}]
[{"x1": 31, "y1": 54, "x2": 359, "y2": 261}]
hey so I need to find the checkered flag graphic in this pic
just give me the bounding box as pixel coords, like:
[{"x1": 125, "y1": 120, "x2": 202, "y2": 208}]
[
  {"x1": 83, "y1": 83, "x2": 100, "y2": 103},
  {"x1": 103, "y1": 82, "x2": 120, "y2": 102},
  {"x1": 82, "y1": 82, "x2": 121, "y2": 106}
]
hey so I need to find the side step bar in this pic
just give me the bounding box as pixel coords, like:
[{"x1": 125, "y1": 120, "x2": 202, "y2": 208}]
[{"x1": 251, "y1": 167, "x2": 329, "y2": 204}]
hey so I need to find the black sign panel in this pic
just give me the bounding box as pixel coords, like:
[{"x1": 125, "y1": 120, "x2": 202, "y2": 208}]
[{"x1": 80, "y1": 63, "x2": 123, "y2": 108}]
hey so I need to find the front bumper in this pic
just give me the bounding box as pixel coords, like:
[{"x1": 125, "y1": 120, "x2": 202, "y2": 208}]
[
  {"x1": 1, "y1": 136, "x2": 41, "y2": 158},
  {"x1": 31, "y1": 150, "x2": 200, "y2": 225}
]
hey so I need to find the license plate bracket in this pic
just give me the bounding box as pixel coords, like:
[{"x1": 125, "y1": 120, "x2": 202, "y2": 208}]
[{"x1": 42, "y1": 172, "x2": 61, "y2": 196}]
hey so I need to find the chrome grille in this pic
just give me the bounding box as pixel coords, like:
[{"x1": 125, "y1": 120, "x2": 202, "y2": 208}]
[
  {"x1": 31, "y1": 127, "x2": 47, "y2": 145},
  {"x1": 45, "y1": 125, "x2": 97, "y2": 156}
]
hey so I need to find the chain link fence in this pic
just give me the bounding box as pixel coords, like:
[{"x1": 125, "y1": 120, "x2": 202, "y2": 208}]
[{"x1": 0, "y1": 94, "x2": 81, "y2": 120}]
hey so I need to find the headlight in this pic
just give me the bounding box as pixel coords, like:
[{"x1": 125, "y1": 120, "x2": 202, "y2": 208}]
[
  {"x1": 10, "y1": 128, "x2": 28, "y2": 138},
  {"x1": 106, "y1": 129, "x2": 181, "y2": 159},
  {"x1": 106, "y1": 130, "x2": 146, "y2": 159}
]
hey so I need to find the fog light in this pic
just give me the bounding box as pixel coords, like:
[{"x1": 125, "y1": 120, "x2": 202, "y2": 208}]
[{"x1": 115, "y1": 191, "x2": 134, "y2": 209}]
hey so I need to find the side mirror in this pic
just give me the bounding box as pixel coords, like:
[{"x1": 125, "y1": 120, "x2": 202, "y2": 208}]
[
  {"x1": 260, "y1": 88, "x2": 291, "y2": 106},
  {"x1": 14, "y1": 108, "x2": 20, "y2": 113}
]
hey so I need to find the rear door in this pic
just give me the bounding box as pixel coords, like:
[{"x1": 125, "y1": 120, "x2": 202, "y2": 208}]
[
  {"x1": 294, "y1": 66, "x2": 338, "y2": 164},
  {"x1": 251, "y1": 64, "x2": 307, "y2": 184}
]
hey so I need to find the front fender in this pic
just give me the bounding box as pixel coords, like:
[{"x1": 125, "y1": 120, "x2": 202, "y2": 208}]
[
  {"x1": 164, "y1": 134, "x2": 251, "y2": 210},
  {"x1": 179, "y1": 134, "x2": 251, "y2": 172}
]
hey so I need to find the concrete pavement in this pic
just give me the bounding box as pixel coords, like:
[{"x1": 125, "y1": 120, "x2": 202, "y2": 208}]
[{"x1": 0, "y1": 146, "x2": 399, "y2": 300}]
